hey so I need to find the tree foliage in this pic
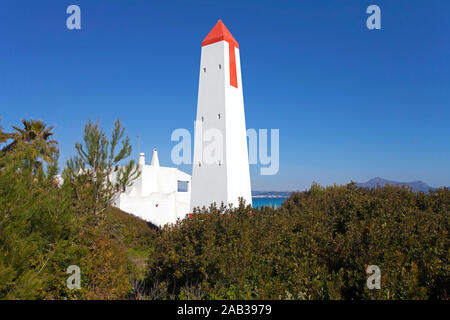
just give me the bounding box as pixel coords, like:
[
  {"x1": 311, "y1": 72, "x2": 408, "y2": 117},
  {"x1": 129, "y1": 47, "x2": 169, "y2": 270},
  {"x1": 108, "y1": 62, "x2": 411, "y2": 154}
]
[
  {"x1": 0, "y1": 117, "x2": 9, "y2": 145},
  {"x1": 144, "y1": 185, "x2": 449, "y2": 300},
  {"x1": 2, "y1": 119, "x2": 57, "y2": 174},
  {"x1": 64, "y1": 119, "x2": 139, "y2": 224},
  {"x1": 0, "y1": 118, "x2": 152, "y2": 300},
  {"x1": 0, "y1": 140, "x2": 77, "y2": 298}
]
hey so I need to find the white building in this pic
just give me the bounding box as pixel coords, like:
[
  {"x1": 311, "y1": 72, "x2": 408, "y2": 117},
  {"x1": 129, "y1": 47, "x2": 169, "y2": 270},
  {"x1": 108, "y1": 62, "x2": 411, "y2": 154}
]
[
  {"x1": 114, "y1": 20, "x2": 252, "y2": 224},
  {"x1": 114, "y1": 149, "x2": 191, "y2": 227},
  {"x1": 190, "y1": 20, "x2": 252, "y2": 210}
]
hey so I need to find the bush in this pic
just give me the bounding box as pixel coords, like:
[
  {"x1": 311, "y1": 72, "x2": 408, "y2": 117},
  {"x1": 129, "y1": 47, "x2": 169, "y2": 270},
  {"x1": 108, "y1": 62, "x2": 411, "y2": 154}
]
[
  {"x1": 0, "y1": 119, "x2": 154, "y2": 300},
  {"x1": 144, "y1": 185, "x2": 449, "y2": 300}
]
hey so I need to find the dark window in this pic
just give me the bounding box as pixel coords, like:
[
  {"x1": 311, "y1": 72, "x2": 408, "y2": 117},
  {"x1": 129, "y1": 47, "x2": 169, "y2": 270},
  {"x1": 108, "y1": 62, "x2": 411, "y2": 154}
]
[{"x1": 177, "y1": 181, "x2": 188, "y2": 192}]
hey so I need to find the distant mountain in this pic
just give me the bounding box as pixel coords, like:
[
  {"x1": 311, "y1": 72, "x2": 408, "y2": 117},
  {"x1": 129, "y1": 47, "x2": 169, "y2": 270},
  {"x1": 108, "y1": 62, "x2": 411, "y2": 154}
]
[{"x1": 356, "y1": 177, "x2": 436, "y2": 193}]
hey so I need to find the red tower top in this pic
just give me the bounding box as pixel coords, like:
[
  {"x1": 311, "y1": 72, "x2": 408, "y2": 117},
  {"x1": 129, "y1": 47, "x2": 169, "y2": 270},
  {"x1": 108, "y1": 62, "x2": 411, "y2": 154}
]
[{"x1": 202, "y1": 20, "x2": 239, "y2": 48}]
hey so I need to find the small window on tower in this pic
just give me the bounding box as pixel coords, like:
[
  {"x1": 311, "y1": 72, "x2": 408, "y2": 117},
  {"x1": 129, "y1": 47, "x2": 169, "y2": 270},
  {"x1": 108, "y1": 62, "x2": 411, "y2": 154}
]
[
  {"x1": 218, "y1": 64, "x2": 222, "y2": 69},
  {"x1": 198, "y1": 162, "x2": 202, "y2": 167},
  {"x1": 201, "y1": 116, "x2": 204, "y2": 122},
  {"x1": 217, "y1": 160, "x2": 222, "y2": 166},
  {"x1": 203, "y1": 67, "x2": 206, "y2": 73},
  {"x1": 218, "y1": 114, "x2": 221, "y2": 119}
]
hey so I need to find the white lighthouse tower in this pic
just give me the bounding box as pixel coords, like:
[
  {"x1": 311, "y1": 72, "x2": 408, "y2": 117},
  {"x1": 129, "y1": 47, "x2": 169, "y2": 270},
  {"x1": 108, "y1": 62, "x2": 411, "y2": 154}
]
[{"x1": 190, "y1": 20, "x2": 252, "y2": 211}]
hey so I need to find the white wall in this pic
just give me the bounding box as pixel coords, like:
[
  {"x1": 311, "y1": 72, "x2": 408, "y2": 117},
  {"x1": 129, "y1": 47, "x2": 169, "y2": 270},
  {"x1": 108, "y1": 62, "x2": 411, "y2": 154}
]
[
  {"x1": 112, "y1": 155, "x2": 191, "y2": 227},
  {"x1": 225, "y1": 46, "x2": 252, "y2": 207},
  {"x1": 191, "y1": 41, "x2": 229, "y2": 209}
]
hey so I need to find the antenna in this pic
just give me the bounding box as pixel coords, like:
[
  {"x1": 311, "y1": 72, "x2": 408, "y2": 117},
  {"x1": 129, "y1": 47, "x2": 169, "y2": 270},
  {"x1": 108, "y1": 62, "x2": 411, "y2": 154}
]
[{"x1": 137, "y1": 135, "x2": 141, "y2": 154}]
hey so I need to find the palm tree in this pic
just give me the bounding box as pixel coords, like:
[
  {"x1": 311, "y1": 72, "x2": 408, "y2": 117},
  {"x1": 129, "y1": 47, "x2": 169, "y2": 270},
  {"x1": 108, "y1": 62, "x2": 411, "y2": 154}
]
[
  {"x1": 0, "y1": 117, "x2": 12, "y2": 151},
  {"x1": 2, "y1": 119, "x2": 58, "y2": 170},
  {"x1": 0, "y1": 120, "x2": 6, "y2": 145}
]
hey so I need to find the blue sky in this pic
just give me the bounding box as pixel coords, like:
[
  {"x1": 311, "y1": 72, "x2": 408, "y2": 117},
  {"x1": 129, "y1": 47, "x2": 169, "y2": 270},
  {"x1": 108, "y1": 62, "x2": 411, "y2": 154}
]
[{"x1": 0, "y1": 0, "x2": 449, "y2": 191}]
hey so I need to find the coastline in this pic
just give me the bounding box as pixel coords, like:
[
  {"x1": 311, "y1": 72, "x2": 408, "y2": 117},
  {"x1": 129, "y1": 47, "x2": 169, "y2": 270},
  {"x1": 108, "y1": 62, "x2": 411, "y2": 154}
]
[{"x1": 252, "y1": 195, "x2": 290, "y2": 198}]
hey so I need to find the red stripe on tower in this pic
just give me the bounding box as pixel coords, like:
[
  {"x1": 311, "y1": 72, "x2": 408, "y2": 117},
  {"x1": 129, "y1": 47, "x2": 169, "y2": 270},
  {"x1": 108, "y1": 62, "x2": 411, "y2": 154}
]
[
  {"x1": 228, "y1": 44, "x2": 237, "y2": 88},
  {"x1": 202, "y1": 20, "x2": 239, "y2": 88}
]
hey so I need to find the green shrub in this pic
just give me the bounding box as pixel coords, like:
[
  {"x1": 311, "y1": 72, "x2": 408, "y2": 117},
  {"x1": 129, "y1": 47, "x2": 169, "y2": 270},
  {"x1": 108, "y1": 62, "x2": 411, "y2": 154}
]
[{"x1": 144, "y1": 185, "x2": 449, "y2": 300}]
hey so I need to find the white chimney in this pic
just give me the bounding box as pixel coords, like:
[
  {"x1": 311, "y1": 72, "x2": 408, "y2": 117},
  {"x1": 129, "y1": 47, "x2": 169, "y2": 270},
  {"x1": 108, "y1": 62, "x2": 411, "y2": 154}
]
[
  {"x1": 151, "y1": 148, "x2": 159, "y2": 167},
  {"x1": 138, "y1": 153, "x2": 145, "y2": 167}
]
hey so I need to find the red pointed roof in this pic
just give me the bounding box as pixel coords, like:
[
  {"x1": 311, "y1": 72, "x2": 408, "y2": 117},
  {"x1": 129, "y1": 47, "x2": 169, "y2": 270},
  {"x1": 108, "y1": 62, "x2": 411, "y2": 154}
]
[{"x1": 202, "y1": 20, "x2": 239, "y2": 48}]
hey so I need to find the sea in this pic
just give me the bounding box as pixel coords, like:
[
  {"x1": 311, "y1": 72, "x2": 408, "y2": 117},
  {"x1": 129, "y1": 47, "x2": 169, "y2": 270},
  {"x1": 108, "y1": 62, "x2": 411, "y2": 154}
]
[{"x1": 252, "y1": 197, "x2": 288, "y2": 209}]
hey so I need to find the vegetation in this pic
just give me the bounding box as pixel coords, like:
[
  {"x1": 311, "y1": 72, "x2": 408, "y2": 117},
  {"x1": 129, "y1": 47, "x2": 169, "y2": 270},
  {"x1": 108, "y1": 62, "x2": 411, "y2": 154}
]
[
  {"x1": 0, "y1": 117, "x2": 9, "y2": 144},
  {"x1": 2, "y1": 119, "x2": 57, "y2": 174},
  {"x1": 0, "y1": 116, "x2": 448, "y2": 300},
  {"x1": 143, "y1": 185, "x2": 449, "y2": 300},
  {"x1": 0, "y1": 117, "x2": 153, "y2": 299},
  {"x1": 64, "y1": 119, "x2": 139, "y2": 225}
]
